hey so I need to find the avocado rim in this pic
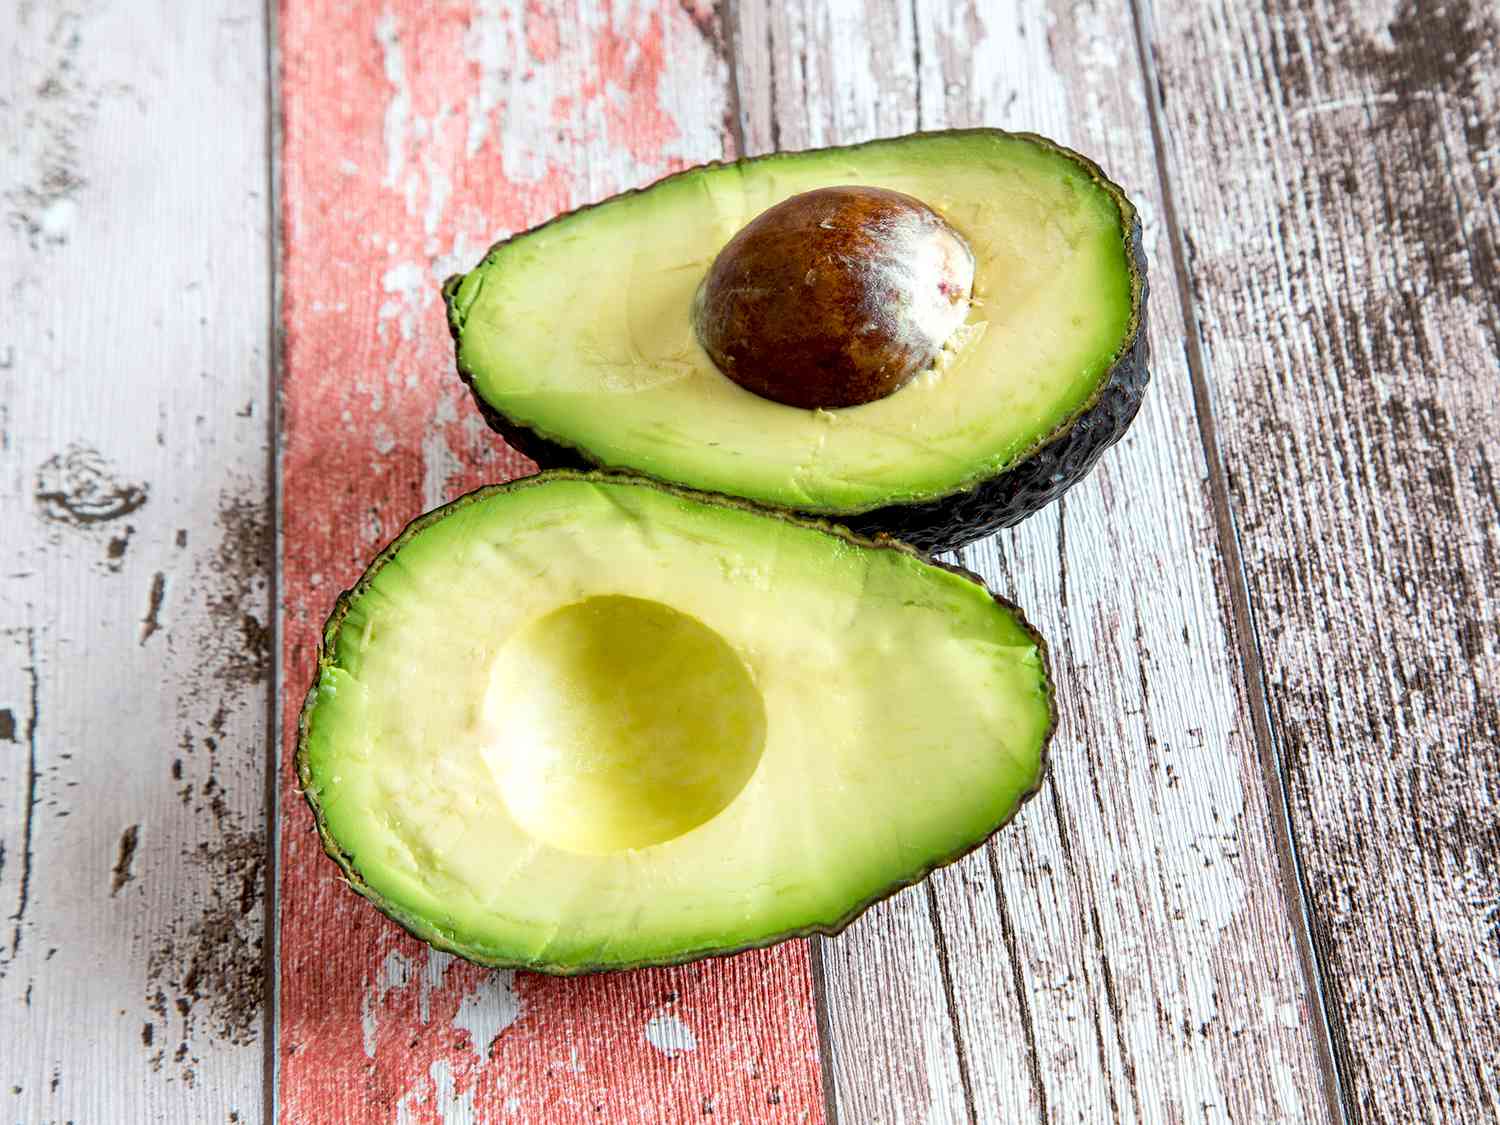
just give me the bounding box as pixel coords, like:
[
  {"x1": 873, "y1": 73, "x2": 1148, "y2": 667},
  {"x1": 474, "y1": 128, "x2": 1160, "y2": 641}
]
[
  {"x1": 295, "y1": 469, "x2": 1058, "y2": 975},
  {"x1": 442, "y1": 127, "x2": 1150, "y2": 552}
]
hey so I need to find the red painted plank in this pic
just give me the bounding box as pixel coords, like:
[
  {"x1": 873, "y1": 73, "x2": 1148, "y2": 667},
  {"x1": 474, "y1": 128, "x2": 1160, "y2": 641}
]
[{"x1": 276, "y1": 2, "x2": 826, "y2": 1121}]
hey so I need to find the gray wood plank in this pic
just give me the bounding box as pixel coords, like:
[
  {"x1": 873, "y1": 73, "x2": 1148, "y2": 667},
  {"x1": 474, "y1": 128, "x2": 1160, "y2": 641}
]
[
  {"x1": 0, "y1": 3, "x2": 273, "y2": 1121},
  {"x1": 1146, "y1": 0, "x2": 1500, "y2": 1119},
  {"x1": 727, "y1": 0, "x2": 1340, "y2": 1119}
]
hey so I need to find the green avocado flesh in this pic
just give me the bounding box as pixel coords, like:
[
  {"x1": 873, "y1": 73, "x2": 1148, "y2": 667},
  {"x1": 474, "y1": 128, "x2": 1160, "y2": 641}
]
[
  {"x1": 298, "y1": 473, "x2": 1053, "y2": 972},
  {"x1": 446, "y1": 130, "x2": 1139, "y2": 518}
]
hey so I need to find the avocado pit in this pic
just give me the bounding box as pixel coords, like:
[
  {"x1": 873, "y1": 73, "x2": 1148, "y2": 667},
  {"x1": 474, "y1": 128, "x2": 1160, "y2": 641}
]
[{"x1": 693, "y1": 186, "x2": 976, "y2": 409}]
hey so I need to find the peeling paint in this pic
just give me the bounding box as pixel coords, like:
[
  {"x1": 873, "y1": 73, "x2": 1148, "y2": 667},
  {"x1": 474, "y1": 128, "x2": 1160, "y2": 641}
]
[
  {"x1": 140, "y1": 571, "x2": 166, "y2": 644},
  {"x1": 580, "y1": 8, "x2": 679, "y2": 170},
  {"x1": 452, "y1": 971, "x2": 522, "y2": 1060},
  {"x1": 110, "y1": 824, "x2": 140, "y2": 895},
  {"x1": 136, "y1": 486, "x2": 271, "y2": 1085},
  {"x1": 419, "y1": 946, "x2": 455, "y2": 1026},
  {"x1": 394, "y1": 1084, "x2": 425, "y2": 1125},
  {"x1": 462, "y1": 0, "x2": 508, "y2": 159},
  {"x1": 106, "y1": 526, "x2": 133, "y2": 569},
  {"x1": 421, "y1": 153, "x2": 452, "y2": 238},
  {"x1": 3, "y1": 9, "x2": 99, "y2": 251},
  {"x1": 361, "y1": 949, "x2": 415, "y2": 1058},
  {"x1": 144, "y1": 827, "x2": 265, "y2": 1068},
  {"x1": 375, "y1": 9, "x2": 411, "y2": 190},
  {"x1": 645, "y1": 1011, "x2": 698, "y2": 1058},
  {"x1": 420, "y1": 394, "x2": 464, "y2": 508},
  {"x1": 278, "y1": 2, "x2": 823, "y2": 1120},
  {"x1": 523, "y1": 0, "x2": 559, "y2": 64},
  {"x1": 380, "y1": 261, "x2": 429, "y2": 342},
  {"x1": 430, "y1": 1060, "x2": 476, "y2": 1125}
]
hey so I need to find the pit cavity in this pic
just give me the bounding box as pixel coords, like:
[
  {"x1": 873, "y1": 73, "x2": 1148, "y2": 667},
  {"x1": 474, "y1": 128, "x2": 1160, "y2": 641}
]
[{"x1": 484, "y1": 596, "x2": 766, "y2": 856}]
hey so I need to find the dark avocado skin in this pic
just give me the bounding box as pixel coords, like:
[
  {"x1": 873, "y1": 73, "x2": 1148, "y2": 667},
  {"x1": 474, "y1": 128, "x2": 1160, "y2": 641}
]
[
  {"x1": 442, "y1": 128, "x2": 1150, "y2": 554},
  {"x1": 297, "y1": 470, "x2": 1056, "y2": 975}
]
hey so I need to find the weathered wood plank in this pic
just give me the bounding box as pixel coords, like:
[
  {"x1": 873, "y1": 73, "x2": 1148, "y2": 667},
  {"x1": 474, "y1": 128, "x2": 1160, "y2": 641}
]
[
  {"x1": 275, "y1": 2, "x2": 827, "y2": 1121},
  {"x1": 0, "y1": 2, "x2": 273, "y2": 1122},
  {"x1": 726, "y1": 6, "x2": 976, "y2": 1120},
  {"x1": 727, "y1": 0, "x2": 1340, "y2": 1119},
  {"x1": 1148, "y1": 0, "x2": 1500, "y2": 1119}
]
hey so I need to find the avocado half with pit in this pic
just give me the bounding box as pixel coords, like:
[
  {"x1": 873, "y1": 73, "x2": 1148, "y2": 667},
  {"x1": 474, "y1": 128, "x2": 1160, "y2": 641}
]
[
  {"x1": 297, "y1": 473, "x2": 1054, "y2": 973},
  {"x1": 443, "y1": 129, "x2": 1149, "y2": 552}
]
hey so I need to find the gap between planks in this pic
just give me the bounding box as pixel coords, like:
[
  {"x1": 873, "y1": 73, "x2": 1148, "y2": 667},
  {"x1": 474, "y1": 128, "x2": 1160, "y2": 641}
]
[{"x1": 262, "y1": 0, "x2": 286, "y2": 1115}]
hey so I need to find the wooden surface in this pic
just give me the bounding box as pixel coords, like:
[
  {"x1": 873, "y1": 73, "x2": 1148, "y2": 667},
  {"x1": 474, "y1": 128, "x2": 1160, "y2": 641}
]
[
  {"x1": 908, "y1": 0, "x2": 1310, "y2": 1113},
  {"x1": 738, "y1": 4, "x2": 1350, "y2": 1122},
  {"x1": 1, "y1": 0, "x2": 1495, "y2": 1122},
  {"x1": 1148, "y1": 0, "x2": 1500, "y2": 1119},
  {"x1": 0, "y1": 3, "x2": 273, "y2": 1123},
  {"x1": 730, "y1": 2, "x2": 1335, "y2": 1120},
  {"x1": 276, "y1": 3, "x2": 824, "y2": 1123}
]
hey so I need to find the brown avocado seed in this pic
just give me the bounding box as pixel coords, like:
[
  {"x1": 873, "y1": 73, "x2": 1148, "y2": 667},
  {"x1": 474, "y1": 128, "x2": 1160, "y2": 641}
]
[{"x1": 692, "y1": 186, "x2": 975, "y2": 409}]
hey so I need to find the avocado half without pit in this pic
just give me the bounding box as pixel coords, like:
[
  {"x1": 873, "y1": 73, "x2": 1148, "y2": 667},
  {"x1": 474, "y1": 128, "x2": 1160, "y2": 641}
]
[
  {"x1": 298, "y1": 473, "x2": 1054, "y2": 973},
  {"x1": 444, "y1": 129, "x2": 1150, "y2": 551}
]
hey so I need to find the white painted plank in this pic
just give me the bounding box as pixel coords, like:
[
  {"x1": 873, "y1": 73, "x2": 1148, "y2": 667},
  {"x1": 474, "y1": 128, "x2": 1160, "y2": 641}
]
[
  {"x1": 0, "y1": 3, "x2": 271, "y2": 1122},
  {"x1": 729, "y1": 0, "x2": 1337, "y2": 1119}
]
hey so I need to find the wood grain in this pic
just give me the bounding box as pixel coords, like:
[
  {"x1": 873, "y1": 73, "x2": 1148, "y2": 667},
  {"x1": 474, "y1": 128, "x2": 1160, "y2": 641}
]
[
  {"x1": 0, "y1": 2, "x2": 273, "y2": 1122},
  {"x1": 6, "y1": 1, "x2": 1489, "y2": 1120},
  {"x1": 727, "y1": 0, "x2": 1341, "y2": 1119},
  {"x1": 275, "y1": 2, "x2": 826, "y2": 1121},
  {"x1": 1148, "y1": 0, "x2": 1500, "y2": 1119}
]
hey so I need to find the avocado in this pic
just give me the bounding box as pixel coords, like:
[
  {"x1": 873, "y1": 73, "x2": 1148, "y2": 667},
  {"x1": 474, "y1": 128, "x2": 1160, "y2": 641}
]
[
  {"x1": 298, "y1": 472, "x2": 1054, "y2": 973},
  {"x1": 444, "y1": 129, "x2": 1148, "y2": 551}
]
